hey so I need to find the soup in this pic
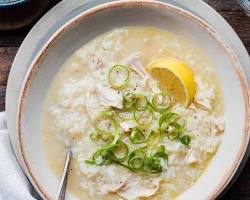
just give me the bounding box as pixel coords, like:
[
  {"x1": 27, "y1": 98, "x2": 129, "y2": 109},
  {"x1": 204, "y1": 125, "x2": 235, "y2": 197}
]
[{"x1": 42, "y1": 27, "x2": 224, "y2": 200}]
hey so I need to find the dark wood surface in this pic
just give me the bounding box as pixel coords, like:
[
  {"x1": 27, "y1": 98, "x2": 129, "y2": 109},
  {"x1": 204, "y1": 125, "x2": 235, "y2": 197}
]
[{"x1": 0, "y1": 0, "x2": 249, "y2": 199}]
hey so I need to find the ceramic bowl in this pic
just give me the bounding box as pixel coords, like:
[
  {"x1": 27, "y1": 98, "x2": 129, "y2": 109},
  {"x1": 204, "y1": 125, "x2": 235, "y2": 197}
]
[{"x1": 15, "y1": 0, "x2": 250, "y2": 199}]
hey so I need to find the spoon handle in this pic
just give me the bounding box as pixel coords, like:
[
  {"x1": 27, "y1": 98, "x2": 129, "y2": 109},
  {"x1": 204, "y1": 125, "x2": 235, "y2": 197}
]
[{"x1": 55, "y1": 148, "x2": 73, "y2": 200}]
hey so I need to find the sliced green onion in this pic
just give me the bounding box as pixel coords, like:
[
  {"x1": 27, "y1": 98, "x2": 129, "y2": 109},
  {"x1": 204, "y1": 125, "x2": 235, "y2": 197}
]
[
  {"x1": 146, "y1": 131, "x2": 161, "y2": 151},
  {"x1": 134, "y1": 109, "x2": 153, "y2": 126},
  {"x1": 151, "y1": 93, "x2": 171, "y2": 112},
  {"x1": 92, "y1": 149, "x2": 113, "y2": 165},
  {"x1": 154, "y1": 145, "x2": 168, "y2": 161},
  {"x1": 115, "y1": 160, "x2": 132, "y2": 170},
  {"x1": 112, "y1": 140, "x2": 129, "y2": 160},
  {"x1": 108, "y1": 65, "x2": 130, "y2": 90},
  {"x1": 159, "y1": 112, "x2": 185, "y2": 140},
  {"x1": 167, "y1": 118, "x2": 185, "y2": 140},
  {"x1": 145, "y1": 156, "x2": 162, "y2": 173},
  {"x1": 179, "y1": 135, "x2": 191, "y2": 146},
  {"x1": 166, "y1": 123, "x2": 182, "y2": 140},
  {"x1": 85, "y1": 160, "x2": 95, "y2": 165},
  {"x1": 102, "y1": 133, "x2": 114, "y2": 141},
  {"x1": 159, "y1": 112, "x2": 179, "y2": 129},
  {"x1": 89, "y1": 132, "x2": 99, "y2": 141},
  {"x1": 123, "y1": 93, "x2": 148, "y2": 111},
  {"x1": 123, "y1": 93, "x2": 136, "y2": 110},
  {"x1": 130, "y1": 128, "x2": 145, "y2": 144},
  {"x1": 134, "y1": 95, "x2": 148, "y2": 111},
  {"x1": 128, "y1": 149, "x2": 147, "y2": 171}
]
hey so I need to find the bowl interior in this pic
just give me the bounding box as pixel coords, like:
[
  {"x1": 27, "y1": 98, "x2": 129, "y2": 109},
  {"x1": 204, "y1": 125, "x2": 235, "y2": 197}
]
[{"x1": 19, "y1": 1, "x2": 249, "y2": 200}]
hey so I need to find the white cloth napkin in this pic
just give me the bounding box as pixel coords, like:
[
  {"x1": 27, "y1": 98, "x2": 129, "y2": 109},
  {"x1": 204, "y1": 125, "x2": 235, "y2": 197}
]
[{"x1": 0, "y1": 112, "x2": 39, "y2": 200}]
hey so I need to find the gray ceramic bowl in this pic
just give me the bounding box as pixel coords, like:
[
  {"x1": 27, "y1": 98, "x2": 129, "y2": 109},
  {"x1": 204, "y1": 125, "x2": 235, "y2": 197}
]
[{"x1": 9, "y1": 0, "x2": 250, "y2": 199}]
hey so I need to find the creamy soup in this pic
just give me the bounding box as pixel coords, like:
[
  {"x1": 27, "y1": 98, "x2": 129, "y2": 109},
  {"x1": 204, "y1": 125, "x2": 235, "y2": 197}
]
[{"x1": 42, "y1": 27, "x2": 224, "y2": 200}]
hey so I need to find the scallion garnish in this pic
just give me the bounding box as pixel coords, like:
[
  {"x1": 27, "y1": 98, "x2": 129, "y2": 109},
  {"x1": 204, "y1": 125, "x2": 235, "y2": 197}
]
[
  {"x1": 108, "y1": 65, "x2": 130, "y2": 90},
  {"x1": 154, "y1": 145, "x2": 168, "y2": 161},
  {"x1": 179, "y1": 135, "x2": 191, "y2": 146},
  {"x1": 123, "y1": 93, "x2": 148, "y2": 111},
  {"x1": 123, "y1": 93, "x2": 136, "y2": 110},
  {"x1": 134, "y1": 109, "x2": 153, "y2": 126},
  {"x1": 158, "y1": 112, "x2": 179, "y2": 130},
  {"x1": 89, "y1": 132, "x2": 99, "y2": 141},
  {"x1": 92, "y1": 148, "x2": 113, "y2": 165},
  {"x1": 86, "y1": 64, "x2": 192, "y2": 174},
  {"x1": 128, "y1": 149, "x2": 147, "y2": 171},
  {"x1": 145, "y1": 156, "x2": 162, "y2": 173},
  {"x1": 159, "y1": 112, "x2": 186, "y2": 140},
  {"x1": 151, "y1": 92, "x2": 172, "y2": 112},
  {"x1": 112, "y1": 140, "x2": 129, "y2": 160},
  {"x1": 134, "y1": 95, "x2": 148, "y2": 111},
  {"x1": 130, "y1": 128, "x2": 146, "y2": 144}
]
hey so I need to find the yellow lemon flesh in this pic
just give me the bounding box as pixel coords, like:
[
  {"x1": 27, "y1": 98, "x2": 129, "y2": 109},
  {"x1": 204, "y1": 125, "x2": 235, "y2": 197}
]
[{"x1": 147, "y1": 58, "x2": 196, "y2": 106}]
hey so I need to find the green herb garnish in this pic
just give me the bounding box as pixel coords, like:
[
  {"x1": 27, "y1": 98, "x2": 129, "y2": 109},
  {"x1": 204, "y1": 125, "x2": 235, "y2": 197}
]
[{"x1": 85, "y1": 64, "x2": 191, "y2": 174}]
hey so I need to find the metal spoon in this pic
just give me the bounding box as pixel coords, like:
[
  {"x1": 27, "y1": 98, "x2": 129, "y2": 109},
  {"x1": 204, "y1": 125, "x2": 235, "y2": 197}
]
[{"x1": 55, "y1": 148, "x2": 73, "y2": 200}]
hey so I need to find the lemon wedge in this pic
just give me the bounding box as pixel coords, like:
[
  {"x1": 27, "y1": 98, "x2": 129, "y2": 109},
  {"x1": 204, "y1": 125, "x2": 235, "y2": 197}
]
[{"x1": 147, "y1": 58, "x2": 196, "y2": 106}]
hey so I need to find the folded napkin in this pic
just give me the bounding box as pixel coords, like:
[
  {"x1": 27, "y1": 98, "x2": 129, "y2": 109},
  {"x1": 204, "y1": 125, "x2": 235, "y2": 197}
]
[{"x1": 0, "y1": 112, "x2": 40, "y2": 200}]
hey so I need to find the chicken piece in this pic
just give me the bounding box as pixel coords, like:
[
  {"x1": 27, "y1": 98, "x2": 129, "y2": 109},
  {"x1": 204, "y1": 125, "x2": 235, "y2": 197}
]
[
  {"x1": 118, "y1": 178, "x2": 161, "y2": 200},
  {"x1": 185, "y1": 148, "x2": 202, "y2": 164},
  {"x1": 95, "y1": 84, "x2": 123, "y2": 109},
  {"x1": 122, "y1": 52, "x2": 147, "y2": 77},
  {"x1": 211, "y1": 117, "x2": 224, "y2": 132},
  {"x1": 163, "y1": 138, "x2": 185, "y2": 153},
  {"x1": 144, "y1": 78, "x2": 161, "y2": 94},
  {"x1": 80, "y1": 165, "x2": 130, "y2": 195},
  {"x1": 209, "y1": 117, "x2": 224, "y2": 136},
  {"x1": 84, "y1": 91, "x2": 102, "y2": 121},
  {"x1": 120, "y1": 120, "x2": 137, "y2": 132},
  {"x1": 194, "y1": 76, "x2": 215, "y2": 110},
  {"x1": 99, "y1": 176, "x2": 127, "y2": 194},
  {"x1": 122, "y1": 52, "x2": 162, "y2": 94},
  {"x1": 89, "y1": 53, "x2": 109, "y2": 70},
  {"x1": 84, "y1": 83, "x2": 123, "y2": 121}
]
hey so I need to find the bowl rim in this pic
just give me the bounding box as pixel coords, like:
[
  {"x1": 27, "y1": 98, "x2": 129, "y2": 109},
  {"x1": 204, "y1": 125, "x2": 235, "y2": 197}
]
[{"x1": 16, "y1": 0, "x2": 250, "y2": 199}]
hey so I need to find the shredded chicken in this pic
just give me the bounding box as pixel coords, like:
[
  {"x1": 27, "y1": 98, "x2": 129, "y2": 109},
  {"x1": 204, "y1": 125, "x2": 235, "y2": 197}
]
[
  {"x1": 89, "y1": 53, "x2": 109, "y2": 70},
  {"x1": 211, "y1": 117, "x2": 224, "y2": 132},
  {"x1": 144, "y1": 78, "x2": 161, "y2": 94},
  {"x1": 100, "y1": 177, "x2": 127, "y2": 194},
  {"x1": 194, "y1": 76, "x2": 215, "y2": 110},
  {"x1": 84, "y1": 91, "x2": 101, "y2": 121},
  {"x1": 83, "y1": 165, "x2": 130, "y2": 195},
  {"x1": 95, "y1": 84, "x2": 123, "y2": 109},
  {"x1": 122, "y1": 52, "x2": 147, "y2": 77},
  {"x1": 120, "y1": 120, "x2": 137, "y2": 132},
  {"x1": 122, "y1": 52, "x2": 161, "y2": 94},
  {"x1": 210, "y1": 117, "x2": 225, "y2": 136},
  {"x1": 118, "y1": 178, "x2": 161, "y2": 200},
  {"x1": 185, "y1": 148, "x2": 202, "y2": 164},
  {"x1": 84, "y1": 84, "x2": 123, "y2": 121}
]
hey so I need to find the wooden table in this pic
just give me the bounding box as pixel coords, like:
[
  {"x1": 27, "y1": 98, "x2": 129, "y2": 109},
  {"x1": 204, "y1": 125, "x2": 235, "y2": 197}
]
[{"x1": 0, "y1": 0, "x2": 249, "y2": 199}]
